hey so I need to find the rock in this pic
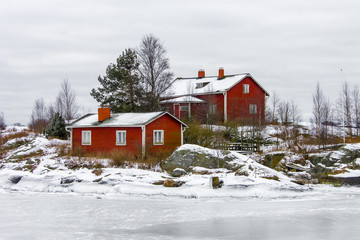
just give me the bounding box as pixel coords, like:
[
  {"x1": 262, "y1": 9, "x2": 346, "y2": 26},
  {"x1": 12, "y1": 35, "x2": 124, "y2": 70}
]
[
  {"x1": 93, "y1": 177, "x2": 102, "y2": 183},
  {"x1": 171, "y1": 168, "x2": 187, "y2": 177},
  {"x1": 161, "y1": 145, "x2": 239, "y2": 172},
  {"x1": 152, "y1": 180, "x2": 165, "y2": 185},
  {"x1": 264, "y1": 153, "x2": 286, "y2": 170},
  {"x1": 210, "y1": 176, "x2": 223, "y2": 189},
  {"x1": 163, "y1": 179, "x2": 184, "y2": 187},
  {"x1": 60, "y1": 176, "x2": 81, "y2": 184},
  {"x1": 9, "y1": 175, "x2": 22, "y2": 184},
  {"x1": 92, "y1": 169, "x2": 102, "y2": 176},
  {"x1": 235, "y1": 169, "x2": 249, "y2": 176},
  {"x1": 191, "y1": 166, "x2": 209, "y2": 175}
]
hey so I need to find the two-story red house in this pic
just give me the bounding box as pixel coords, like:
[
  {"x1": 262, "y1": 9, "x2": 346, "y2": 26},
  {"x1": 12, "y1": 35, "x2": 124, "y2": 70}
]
[{"x1": 160, "y1": 68, "x2": 269, "y2": 124}]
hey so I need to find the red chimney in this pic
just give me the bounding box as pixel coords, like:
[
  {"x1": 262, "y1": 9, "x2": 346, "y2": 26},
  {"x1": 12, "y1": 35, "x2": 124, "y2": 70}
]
[
  {"x1": 218, "y1": 67, "x2": 224, "y2": 79},
  {"x1": 198, "y1": 69, "x2": 205, "y2": 78},
  {"x1": 98, "y1": 107, "x2": 110, "y2": 122}
]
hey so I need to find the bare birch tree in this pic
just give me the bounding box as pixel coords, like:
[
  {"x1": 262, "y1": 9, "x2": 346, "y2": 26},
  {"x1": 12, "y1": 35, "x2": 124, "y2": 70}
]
[
  {"x1": 58, "y1": 79, "x2": 78, "y2": 123},
  {"x1": 342, "y1": 81, "x2": 353, "y2": 137},
  {"x1": 277, "y1": 100, "x2": 291, "y2": 125},
  {"x1": 0, "y1": 112, "x2": 6, "y2": 130},
  {"x1": 137, "y1": 34, "x2": 174, "y2": 111},
  {"x1": 270, "y1": 91, "x2": 280, "y2": 123},
  {"x1": 312, "y1": 83, "x2": 325, "y2": 149},
  {"x1": 29, "y1": 98, "x2": 48, "y2": 133},
  {"x1": 353, "y1": 85, "x2": 360, "y2": 136},
  {"x1": 290, "y1": 100, "x2": 302, "y2": 125},
  {"x1": 321, "y1": 98, "x2": 332, "y2": 147}
]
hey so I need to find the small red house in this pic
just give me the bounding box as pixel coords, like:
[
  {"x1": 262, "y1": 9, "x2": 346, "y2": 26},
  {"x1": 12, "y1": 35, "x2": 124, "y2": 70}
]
[
  {"x1": 66, "y1": 108, "x2": 187, "y2": 156},
  {"x1": 160, "y1": 68, "x2": 269, "y2": 124}
]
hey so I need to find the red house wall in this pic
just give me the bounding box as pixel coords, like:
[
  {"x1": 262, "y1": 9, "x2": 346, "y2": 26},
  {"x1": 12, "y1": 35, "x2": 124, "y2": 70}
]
[
  {"x1": 193, "y1": 93, "x2": 224, "y2": 122},
  {"x1": 72, "y1": 127, "x2": 143, "y2": 155},
  {"x1": 226, "y1": 77, "x2": 266, "y2": 124},
  {"x1": 145, "y1": 114, "x2": 182, "y2": 154},
  {"x1": 72, "y1": 114, "x2": 183, "y2": 156}
]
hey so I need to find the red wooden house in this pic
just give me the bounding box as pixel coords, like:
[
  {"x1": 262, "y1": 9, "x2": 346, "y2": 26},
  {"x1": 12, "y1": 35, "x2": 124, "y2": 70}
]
[
  {"x1": 160, "y1": 68, "x2": 269, "y2": 124},
  {"x1": 66, "y1": 108, "x2": 187, "y2": 156}
]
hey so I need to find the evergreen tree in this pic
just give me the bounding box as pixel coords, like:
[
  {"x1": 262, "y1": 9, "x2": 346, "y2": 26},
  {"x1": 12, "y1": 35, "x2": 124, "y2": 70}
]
[
  {"x1": 45, "y1": 112, "x2": 67, "y2": 139},
  {"x1": 90, "y1": 49, "x2": 144, "y2": 112}
]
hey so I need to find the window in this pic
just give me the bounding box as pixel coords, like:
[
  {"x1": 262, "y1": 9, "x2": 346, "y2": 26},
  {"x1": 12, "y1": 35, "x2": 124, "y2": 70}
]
[
  {"x1": 82, "y1": 131, "x2": 91, "y2": 145},
  {"x1": 249, "y1": 104, "x2": 257, "y2": 114},
  {"x1": 180, "y1": 106, "x2": 189, "y2": 111},
  {"x1": 209, "y1": 105, "x2": 217, "y2": 114},
  {"x1": 243, "y1": 84, "x2": 249, "y2": 94},
  {"x1": 116, "y1": 130, "x2": 126, "y2": 145},
  {"x1": 196, "y1": 82, "x2": 210, "y2": 89},
  {"x1": 160, "y1": 106, "x2": 170, "y2": 112},
  {"x1": 153, "y1": 130, "x2": 164, "y2": 145}
]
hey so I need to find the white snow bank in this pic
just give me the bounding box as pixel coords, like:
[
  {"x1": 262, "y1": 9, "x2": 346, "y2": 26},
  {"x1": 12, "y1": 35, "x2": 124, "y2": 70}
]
[{"x1": 331, "y1": 170, "x2": 360, "y2": 178}]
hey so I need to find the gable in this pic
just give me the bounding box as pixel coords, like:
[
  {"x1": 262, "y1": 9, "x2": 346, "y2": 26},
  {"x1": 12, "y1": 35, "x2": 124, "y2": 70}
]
[{"x1": 164, "y1": 73, "x2": 269, "y2": 98}]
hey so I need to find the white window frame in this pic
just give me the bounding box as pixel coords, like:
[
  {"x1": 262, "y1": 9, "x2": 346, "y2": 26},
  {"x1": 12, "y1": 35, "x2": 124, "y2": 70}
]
[
  {"x1": 116, "y1": 130, "x2": 126, "y2": 145},
  {"x1": 82, "y1": 131, "x2": 91, "y2": 145},
  {"x1": 153, "y1": 130, "x2": 164, "y2": 145},
  {"x1": 243, "y1": 84, "x2": 249, "y2": 94},
  {"x1": 209, "y1": 105, "x2": 217, "y2": 114},
  {"x1": 249, "y1": 104, "x2": 257, "y2": 114},
  {"x1": 180, "y1": 106, "x2": 189, "y2": 111}
]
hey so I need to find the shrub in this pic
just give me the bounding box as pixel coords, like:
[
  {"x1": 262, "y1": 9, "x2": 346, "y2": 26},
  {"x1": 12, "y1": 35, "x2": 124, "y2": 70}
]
[
  {"x1": 71, "y1": 146, "x2": 87, "y2": 159},
  {"x1": 45, "y1": 113, "x2": 67, "y2": 139},
  {"x1": 0, "y1": 112, "x2": 6, "y2": 130},
  {"x1": 183, "y1": 121, "x2": 222, "y2": 148},
  {"x1": 54, "y1": 143, "x2": 70, "y2": 157},
  {"x1": 141, "y1": 150, "x2": 172, "y2": 170},
  {"x1": 109, "y1": 150, "x2": 134, "y2": 167}
]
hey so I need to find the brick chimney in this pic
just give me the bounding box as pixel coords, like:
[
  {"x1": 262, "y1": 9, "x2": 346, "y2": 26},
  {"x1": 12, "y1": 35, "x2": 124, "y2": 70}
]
[
  {"x1": 198, "y1": 69, "x2": 205, "y2": 78},
  {"x1": 218, "y1": 67, "x2": 224, "y2": 79},
  {"x1": 98, "y1": 107, "x2": 111, "y2": 122}
]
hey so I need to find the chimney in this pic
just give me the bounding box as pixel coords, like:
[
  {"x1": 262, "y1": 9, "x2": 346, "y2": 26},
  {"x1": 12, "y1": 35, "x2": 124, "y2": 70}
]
[
  {"x1": 218, "y1": 67, "x2": 224, "y2": 79},
  {"x1": 98, "y1": 107, "x2": 111, "y2": 122},
  {"x1": 198, "y1": 69, "x2": 205, "y2": 78}
]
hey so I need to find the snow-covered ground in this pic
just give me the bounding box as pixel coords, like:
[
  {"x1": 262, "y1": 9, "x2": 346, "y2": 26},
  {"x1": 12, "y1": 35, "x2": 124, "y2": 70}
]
[{"x1": 1, "y1": 125, "x2": 359, "y2": 200}]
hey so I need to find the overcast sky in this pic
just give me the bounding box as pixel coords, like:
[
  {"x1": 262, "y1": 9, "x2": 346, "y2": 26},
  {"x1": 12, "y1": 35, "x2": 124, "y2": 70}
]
[{"x1": 1, "y1": 0, "x2": 360, "y2": 125}]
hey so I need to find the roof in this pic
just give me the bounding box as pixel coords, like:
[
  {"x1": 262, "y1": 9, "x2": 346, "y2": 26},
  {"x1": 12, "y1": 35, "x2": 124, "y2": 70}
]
[
  {"x1": 67, "y1": 111, "x2": 187, "y2": 128},
  {"x1": 160, "y1": 96, "x2": 205, "y2": 104},
  {"x1": 163, "y1": 73, "x2": 269, "y2": 97}
]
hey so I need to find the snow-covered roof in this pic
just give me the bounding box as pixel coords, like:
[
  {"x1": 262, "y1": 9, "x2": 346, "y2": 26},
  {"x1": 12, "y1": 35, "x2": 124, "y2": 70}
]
[
  {"x1": 67, "y1": 112, "x2": 186, "y2": 128},
  {"x1": 163, "y1": 73, "x2": 269, "y2": 97},
  {"x1": 160, "y1": 96, "x2": 205, "y2": 104}
]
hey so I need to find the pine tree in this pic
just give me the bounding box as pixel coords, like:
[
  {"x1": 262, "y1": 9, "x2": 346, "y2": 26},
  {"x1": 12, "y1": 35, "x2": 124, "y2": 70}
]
[
  {"x1": 90, "y1": 48, "x2": 144, "y2": 112},
  {"x1": 45, "y1": 112, "x2": 67, "y2": 139}
]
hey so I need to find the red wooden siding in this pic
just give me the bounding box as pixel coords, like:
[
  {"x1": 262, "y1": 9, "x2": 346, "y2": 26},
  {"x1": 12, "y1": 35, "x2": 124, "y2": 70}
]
[
  {"x1": 71, "y1": 113, "x2": 183, "y2": 156},
  {"x1": 159, "y1": 75, "x2": 267, "y2": 124},
  {"x1": 72, "y1": 127, "x2": 143, "y2": 155},
  {"x1": 195, "y1": 93, "x2": 224, "y2": 122},
  {"x1": 145, "y1": 114, "x2": 182, "y2": 154},
  {"x1": 227, "y1": 76, "x2": 266, "y2": 124}
]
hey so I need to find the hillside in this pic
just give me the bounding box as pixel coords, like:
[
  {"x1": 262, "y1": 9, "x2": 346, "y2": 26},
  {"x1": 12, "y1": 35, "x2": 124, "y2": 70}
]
[{"x1": 1, "y1": 124, "x2": 360, "y2": 199}]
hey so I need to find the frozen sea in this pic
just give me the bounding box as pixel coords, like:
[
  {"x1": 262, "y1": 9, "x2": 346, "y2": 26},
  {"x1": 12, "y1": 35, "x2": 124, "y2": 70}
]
[{"x1": 1, "y1": 190, "x2": 360, "y2": 240}]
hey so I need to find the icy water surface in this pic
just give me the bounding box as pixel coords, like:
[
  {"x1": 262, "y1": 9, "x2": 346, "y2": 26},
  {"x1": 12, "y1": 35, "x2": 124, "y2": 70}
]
[{"x1": 0, "y1": 191, "x2": 360, "y2": 240}]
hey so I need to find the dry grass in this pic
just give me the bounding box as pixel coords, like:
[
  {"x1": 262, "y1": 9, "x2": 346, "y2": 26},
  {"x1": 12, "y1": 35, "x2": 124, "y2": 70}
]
[
  {"x1": 70, "y1": 146, "x2": 87, "y2": 159},
  {"x1": 0, "y1": 131, "x2": 30, "y2": 147},
  {"x1": 109, "y1": 150, "x2": 135, "y2": 167},
  {"x1": 137, "y1": 150, "x2": 173, "y2": 170},
  {"x1": 50, "y1": 143, "x2": 70, "y2": 157}
]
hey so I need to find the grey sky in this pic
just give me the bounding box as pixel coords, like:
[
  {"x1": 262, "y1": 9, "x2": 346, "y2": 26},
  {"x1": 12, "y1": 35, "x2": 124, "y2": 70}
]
[{"x1": 1, "y1": 0, "x2": 360, "y2": 124}]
